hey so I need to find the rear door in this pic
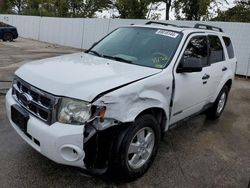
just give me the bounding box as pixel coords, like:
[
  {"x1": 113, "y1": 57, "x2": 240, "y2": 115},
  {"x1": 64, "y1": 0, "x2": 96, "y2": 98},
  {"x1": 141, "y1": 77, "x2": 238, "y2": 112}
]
[
  {"x1": 170, "y1": 34, "x2": 212, "y2": 124},
  {"x1": 205, "y1": 35, "x2": 227, "y2": 102}
]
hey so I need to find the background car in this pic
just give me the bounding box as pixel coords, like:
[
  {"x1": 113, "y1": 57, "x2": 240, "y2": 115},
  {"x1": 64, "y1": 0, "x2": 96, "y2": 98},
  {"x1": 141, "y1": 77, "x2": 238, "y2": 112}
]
[{"x1": 0, "y1": 22, "x2": 18, "y2": 41}]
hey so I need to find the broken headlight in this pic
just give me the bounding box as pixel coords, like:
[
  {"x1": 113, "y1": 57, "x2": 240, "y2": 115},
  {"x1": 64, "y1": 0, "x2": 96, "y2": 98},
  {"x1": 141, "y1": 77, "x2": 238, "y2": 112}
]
[{"x1": 57, "y1": 98, "x2": 91, "y2": 125}]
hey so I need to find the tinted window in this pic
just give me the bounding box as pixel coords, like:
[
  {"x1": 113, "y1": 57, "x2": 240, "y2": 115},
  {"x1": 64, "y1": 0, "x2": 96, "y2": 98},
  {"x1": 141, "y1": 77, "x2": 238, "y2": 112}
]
[
  {"x1": 91, "y1": 27, "x2": 182, "y2": 69},
  {"x1": 183, "y1": 36, "x2": 208, "y2": 67},
  {"x1": 208, "y1": 35, "x2": 225, "y2": 64},
  {"x1": 223, "y1": 37, "x2": 234, "y2": 59}
]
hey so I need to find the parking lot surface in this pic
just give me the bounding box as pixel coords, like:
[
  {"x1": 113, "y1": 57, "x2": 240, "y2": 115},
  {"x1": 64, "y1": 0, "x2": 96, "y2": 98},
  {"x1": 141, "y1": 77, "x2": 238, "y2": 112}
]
[{"x1": 0, "y1": 39, "x2": 250, "y2": 188}]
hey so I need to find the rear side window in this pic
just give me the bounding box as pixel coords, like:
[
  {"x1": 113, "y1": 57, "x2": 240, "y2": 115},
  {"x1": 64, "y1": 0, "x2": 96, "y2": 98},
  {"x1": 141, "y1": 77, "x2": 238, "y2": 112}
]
[
  {"x1": 223, "y1": 37, "x2": 234, "y2": 59},
  {"x1": 183, "y1": 36, "x2": 208, "y2": 67},
  {"x1": 208, "y1": 35, "x2": 225, "y2": 64}
]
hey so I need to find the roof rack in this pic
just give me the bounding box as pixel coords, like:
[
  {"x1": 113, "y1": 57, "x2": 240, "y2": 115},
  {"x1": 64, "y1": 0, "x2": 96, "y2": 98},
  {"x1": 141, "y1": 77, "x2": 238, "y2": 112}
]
[
  {"x1": 145, "y1": 21, "x2": 191, "y2": 29},
  {"x1": 145, "y1": 21, "x2": 179, "y2": 27},
  {"x1": 194, "y1": 23, "x2": 224, "y2": 32}
]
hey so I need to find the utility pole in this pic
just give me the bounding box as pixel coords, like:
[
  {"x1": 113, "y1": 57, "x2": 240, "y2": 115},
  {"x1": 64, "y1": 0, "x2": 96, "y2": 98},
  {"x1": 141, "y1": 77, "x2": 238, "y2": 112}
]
[
  {"x1": 39, "y1": 4, "x2": 42, "y2": 17},
  {"x1": 165, "y1": 0, "x2": 172, "y2": 20},
  {"x1": 147, "y1": 3, "x2": 153, "y2": 19}
]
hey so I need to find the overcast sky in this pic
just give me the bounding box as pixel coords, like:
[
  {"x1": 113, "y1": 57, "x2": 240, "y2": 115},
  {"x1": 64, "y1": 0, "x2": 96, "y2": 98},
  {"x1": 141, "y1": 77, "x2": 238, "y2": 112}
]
[{"x1": 96, "y1": 0, "x2": 236, "y2": 20}]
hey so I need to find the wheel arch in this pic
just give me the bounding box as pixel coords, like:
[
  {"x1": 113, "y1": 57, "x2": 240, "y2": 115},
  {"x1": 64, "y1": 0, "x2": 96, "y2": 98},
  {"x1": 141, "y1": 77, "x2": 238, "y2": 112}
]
[
  {"x1": 212, "y1": 76, "x2": 233, "y2": 103},
  {"x1": 135, "y1": 107, "x2": 167, "y2": 137},
  {"x1": 225, "y1": 79, "x2": 232, "y2": 91}
]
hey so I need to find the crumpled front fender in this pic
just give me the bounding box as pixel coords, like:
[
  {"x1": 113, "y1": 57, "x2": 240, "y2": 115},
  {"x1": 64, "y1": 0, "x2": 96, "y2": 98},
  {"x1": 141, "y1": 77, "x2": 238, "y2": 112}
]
[{"x1": 93, "y1": 73, "x2": 173, "y2": 125}]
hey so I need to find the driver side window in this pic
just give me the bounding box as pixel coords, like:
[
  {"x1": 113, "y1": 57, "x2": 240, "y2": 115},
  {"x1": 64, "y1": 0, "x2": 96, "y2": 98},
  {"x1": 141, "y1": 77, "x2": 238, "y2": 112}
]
[{"x1": 183, "y1": 36, "x2": 208, "y2": 67}]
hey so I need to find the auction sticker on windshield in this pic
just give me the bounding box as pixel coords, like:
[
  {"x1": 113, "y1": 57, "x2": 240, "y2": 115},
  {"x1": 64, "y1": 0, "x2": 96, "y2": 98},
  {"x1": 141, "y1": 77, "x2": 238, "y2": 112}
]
[{"x1": 155, "y1": 30, "x2": 179, "y2": 38}]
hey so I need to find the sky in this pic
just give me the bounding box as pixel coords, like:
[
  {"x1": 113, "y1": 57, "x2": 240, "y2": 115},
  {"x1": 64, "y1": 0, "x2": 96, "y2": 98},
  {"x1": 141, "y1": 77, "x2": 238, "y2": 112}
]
[{"x1": 96, "y1": 0, "x2": 236, "y2": 20}]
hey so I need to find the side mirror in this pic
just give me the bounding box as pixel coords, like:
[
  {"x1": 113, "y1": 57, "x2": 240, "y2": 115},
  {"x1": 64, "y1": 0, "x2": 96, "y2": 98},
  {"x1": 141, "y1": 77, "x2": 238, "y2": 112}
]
[{"x1": 177, "y1": 57, "x2": 203, "y2": 73}]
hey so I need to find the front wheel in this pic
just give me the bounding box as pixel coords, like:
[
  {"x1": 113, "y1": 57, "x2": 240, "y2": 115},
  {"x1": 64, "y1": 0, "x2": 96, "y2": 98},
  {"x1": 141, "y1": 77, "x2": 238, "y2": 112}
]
[
  {"x1": 206, "y1": 85, "x2": 229, "y2": 119},
  {"x1": 109, "y1": 114, "x2": 161, "y2": 180}
]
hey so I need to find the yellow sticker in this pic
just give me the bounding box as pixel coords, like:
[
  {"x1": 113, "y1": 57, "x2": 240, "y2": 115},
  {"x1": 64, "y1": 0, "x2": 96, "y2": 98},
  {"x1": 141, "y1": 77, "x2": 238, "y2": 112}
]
[{"x1": 152, "y1": 55, "x2": 169, "y2": 68}]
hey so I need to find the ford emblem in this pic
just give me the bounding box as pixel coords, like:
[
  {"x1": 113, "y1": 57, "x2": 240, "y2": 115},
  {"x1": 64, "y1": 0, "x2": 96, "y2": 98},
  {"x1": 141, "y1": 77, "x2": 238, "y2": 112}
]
[{"x1": 20, "y1": 93, "x2": 32, "y2": 106}]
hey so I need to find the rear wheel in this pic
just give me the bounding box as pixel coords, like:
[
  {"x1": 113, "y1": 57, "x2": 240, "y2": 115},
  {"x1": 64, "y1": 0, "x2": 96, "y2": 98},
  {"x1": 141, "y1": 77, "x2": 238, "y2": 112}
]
[
  {"x1": 206, "y1": 85, "x2": 229, "y2": 119},
  {"x1": 109, "y1": 114, "x2": 161, "y2": 180},
  {"x1": 3, "y1": 32, "x2": 14, "y2": 42}
]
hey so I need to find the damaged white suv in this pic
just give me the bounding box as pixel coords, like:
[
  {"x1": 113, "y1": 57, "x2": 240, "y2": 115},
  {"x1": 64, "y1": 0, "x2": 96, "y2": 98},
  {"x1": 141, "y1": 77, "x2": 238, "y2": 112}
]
[{"x1": 6, "y1": 22, "x2": 236, "y2": 179}]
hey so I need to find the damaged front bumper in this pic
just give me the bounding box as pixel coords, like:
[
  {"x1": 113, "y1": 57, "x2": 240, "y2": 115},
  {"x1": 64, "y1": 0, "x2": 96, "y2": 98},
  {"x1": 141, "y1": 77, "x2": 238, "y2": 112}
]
[
  {"x1": 6, "y1": 89, "x2": 85, "y2": 168},
  {"x1": 5, "y1": 89, "x2": 123, "y2": 173}
]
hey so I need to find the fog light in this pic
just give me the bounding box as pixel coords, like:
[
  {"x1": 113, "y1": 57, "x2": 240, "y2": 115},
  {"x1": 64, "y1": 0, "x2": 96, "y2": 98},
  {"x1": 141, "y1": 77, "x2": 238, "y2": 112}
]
[{"x1": 60, "y1": 145, "x2": 84, "y2": 162}]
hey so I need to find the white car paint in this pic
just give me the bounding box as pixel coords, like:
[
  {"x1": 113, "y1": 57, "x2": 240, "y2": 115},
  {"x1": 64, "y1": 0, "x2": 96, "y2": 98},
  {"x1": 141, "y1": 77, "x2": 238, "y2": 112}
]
[
  {"x1": 6, "y1": 89, "x2": 85, "y2": 167},
  {"x1": 169, "y1": 33, "x2": 236, "y2": 124},
  {"x1": 93, "y1": 69, "x2": 173, "y2": 124},
  {"x1": 5, "y1": 24, "x2": 236, "y2": 170},
  {"x1": 16, "y1": 53, "x2": 162, "y2": 102}
]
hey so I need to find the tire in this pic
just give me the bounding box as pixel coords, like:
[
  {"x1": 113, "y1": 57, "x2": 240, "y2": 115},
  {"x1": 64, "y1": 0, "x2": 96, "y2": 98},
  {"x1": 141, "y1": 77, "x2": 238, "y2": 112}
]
[
  {"x1": 206, "y1": 85, "x2": 229, "y2": 119},
  {"x1": 3, "y1": 32, "x2": 14, "y2": 42},
  {"x1": 109, "y1": 114, "x2": 161, "y2": 180}
]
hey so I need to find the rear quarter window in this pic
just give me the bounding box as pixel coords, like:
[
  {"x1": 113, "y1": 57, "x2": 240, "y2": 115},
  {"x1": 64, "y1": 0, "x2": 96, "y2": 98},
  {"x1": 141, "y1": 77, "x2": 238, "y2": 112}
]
[{"x1": 223, "y1": 37, "x2": 235, "y2": 59}]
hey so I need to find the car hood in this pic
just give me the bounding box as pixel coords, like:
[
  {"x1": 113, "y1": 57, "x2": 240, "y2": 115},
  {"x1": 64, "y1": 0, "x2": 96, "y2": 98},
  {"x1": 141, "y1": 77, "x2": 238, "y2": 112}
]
[{"x1": 16, "y1": 53, "x2": 162, "y2": 102}]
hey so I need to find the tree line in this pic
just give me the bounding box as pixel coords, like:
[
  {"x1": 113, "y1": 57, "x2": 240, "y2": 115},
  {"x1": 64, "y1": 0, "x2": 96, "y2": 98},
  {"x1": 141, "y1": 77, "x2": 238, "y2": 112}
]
[
  {"x1": 0, "y1": 0, "x2": 249, "y2": 22},
  {"x1": 214, "y1": 0, "x2": 250, "y2": 22}
]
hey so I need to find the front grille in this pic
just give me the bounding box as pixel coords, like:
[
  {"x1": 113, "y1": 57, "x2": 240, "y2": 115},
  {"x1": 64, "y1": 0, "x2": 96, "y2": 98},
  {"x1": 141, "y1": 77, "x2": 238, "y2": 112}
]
[{"x1": 12, "y1": 77, "x2": 59, "y2": 124}]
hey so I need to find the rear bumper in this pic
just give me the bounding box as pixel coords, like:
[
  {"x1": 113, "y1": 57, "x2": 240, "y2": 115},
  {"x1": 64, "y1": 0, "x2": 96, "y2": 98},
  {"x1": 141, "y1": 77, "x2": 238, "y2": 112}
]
[{"x1": 5, "y1": 89, "x2": 86, "y2": 168}]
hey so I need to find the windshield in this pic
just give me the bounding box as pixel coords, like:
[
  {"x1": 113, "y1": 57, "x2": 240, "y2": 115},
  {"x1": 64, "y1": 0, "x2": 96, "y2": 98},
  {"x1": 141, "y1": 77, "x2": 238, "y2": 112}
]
[{"x1": 88, "y1": 27, "x2": 182, "y2": 69}]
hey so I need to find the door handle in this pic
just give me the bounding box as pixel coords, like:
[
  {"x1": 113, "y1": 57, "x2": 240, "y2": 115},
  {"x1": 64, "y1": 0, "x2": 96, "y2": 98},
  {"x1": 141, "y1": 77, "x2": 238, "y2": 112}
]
[
  {"x1": 222, "y1": 67, "x2": 227, "y2": 71},
  {"x1": 202, "y1": 74, "x2": 210, "y2": 80}
]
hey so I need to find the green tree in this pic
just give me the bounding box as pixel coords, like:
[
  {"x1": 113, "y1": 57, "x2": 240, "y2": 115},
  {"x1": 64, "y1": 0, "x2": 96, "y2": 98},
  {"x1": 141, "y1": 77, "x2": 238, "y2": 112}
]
[
  {"x1": 4, "y1": 0, "x2": 27, "y2": 14},
  {"x1": 1, "y1": 0, "x2": 112, "y2": 18},
  {"x1": 213, "y1": 0, "x2": 250, "y2": 22},
  {"x1": 38, "y1": 0, "x2": 59, "y2": 17},
  {"x1": 237, "y1": 0, "x2": 250, "y2": 6},
  {"x1": 173, "y1": 0, "x2": 210, "y2": 20},
  {"x1": 114, "y1": 0, "x2": 153, "y2": 19},
  {"x1": 148, "y1": 1, "x2": 173, "y2": 20},
  {"x1": 173, "y1": 0, "x2": 228, "y2": 20},
  {"x1": 70, "y1": 0, "x2": 112, "y2": 18},
  {"x1": 0, "y1": 0, "x2": 11, "y2": 13},
  {"x1": 22, "y1": 0, "x2": 42, "y2": 16},
  {"x1": 53, "y1": 0, "x2": 69, "y2": 17},
  {"x1": 135, "y1": 0, "x2": 229, "y2": 20}
]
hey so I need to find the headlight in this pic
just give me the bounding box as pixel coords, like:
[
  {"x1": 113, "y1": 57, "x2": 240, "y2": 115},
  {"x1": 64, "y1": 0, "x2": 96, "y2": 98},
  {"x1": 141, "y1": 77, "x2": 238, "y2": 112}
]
[{"x1": 57, "y1": 98, "x2": 91, "y2": 125}]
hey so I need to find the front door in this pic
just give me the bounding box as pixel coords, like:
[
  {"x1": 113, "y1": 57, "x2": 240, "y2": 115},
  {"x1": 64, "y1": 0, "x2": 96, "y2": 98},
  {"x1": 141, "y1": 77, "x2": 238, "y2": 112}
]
[{"x1": 170, "y1": 34, "x2": 211, "y2": 124}]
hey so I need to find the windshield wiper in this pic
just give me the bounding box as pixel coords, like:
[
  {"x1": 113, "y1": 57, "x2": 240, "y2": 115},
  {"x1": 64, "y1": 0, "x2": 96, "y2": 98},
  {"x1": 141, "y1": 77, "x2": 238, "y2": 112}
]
[
  {"x1": 87, "y1": 51, "x2": 132, "y2": 64},
  {"x1": 87, "y1": 50, "x2": 103, "y2": 57},
  {"x1": 103, "y1": 55, "x2": 132, "y2": 64}
]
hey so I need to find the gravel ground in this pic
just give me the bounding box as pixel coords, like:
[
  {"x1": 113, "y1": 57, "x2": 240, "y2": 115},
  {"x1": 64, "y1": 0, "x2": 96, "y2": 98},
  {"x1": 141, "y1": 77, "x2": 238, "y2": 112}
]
[{"x1": 0, "y1": 38, "x2": 249, "y2": 188}]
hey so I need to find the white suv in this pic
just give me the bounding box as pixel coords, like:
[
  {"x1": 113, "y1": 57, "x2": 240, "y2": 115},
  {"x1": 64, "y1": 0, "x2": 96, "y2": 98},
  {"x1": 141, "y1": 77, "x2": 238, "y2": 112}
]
[{"x1": 5, "y1": 22, "x2": 236, "y2": 179}]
